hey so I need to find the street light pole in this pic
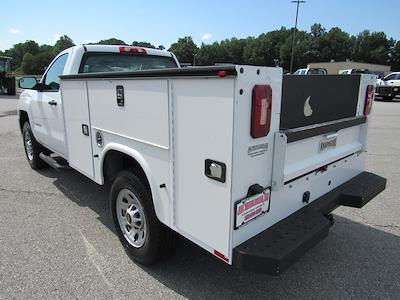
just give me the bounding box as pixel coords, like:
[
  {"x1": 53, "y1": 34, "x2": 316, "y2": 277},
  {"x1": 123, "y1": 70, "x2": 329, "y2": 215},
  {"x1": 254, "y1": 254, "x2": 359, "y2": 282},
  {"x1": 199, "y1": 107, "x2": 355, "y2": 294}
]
[
  {"x1": 289, "y1": 0, "x2": 305, "y2": 74},
  {"x1": 193, "y1": 53, "x2": 197, "y2": 66}
]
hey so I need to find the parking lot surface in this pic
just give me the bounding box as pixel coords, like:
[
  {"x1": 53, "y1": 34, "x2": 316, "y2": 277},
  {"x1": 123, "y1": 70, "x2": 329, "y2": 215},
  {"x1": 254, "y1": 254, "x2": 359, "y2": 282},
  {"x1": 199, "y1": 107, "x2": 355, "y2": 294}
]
[{"x1": 0, "y1": 94, "x2": 399, "y2": 299}]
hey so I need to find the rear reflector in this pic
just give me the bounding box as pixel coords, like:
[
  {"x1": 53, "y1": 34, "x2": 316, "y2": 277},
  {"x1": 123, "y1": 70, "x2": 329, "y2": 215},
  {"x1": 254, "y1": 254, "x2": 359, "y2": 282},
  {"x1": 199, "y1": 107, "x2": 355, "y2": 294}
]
[
  {"x1": 251, "y1": 85, "x2": 272, "y2": 138},
  {"x1": 364, "y1": 85, "x2": 374, "y2": 115},
  {"x1": 119, "y1": 46, "x2": 147, "y2": 54},
  {"x1": 214, "y1": 250, "x2": 229, "y2": 262}
]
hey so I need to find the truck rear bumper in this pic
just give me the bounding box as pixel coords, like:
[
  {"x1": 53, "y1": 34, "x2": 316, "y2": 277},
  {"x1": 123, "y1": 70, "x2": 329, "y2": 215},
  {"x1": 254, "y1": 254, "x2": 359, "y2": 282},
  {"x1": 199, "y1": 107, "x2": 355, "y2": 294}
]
[{"x1": 232, "y1": 171, "x2": 386, "y2": 275}]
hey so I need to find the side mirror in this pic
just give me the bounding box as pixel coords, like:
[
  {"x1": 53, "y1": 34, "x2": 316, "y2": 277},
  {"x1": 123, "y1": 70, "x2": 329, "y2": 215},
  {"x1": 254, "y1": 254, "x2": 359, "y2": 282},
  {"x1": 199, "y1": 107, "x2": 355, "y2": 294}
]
[{"x1": 18, "y1": 77, "x2": 38, "y2": 90}]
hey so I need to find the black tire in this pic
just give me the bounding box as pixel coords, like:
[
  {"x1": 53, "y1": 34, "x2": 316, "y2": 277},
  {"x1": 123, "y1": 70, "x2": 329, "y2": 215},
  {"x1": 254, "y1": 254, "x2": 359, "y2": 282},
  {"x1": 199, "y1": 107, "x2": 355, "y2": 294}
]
[
  {"x1": 110, "y1": 170, "x2": 176, "y2": 265},
  {"x1": 22, "y1": 122, "x2": 46, "y2": 169},
  {"x1": 7, "y1": 79, "x2": 16, "y2": 96}
]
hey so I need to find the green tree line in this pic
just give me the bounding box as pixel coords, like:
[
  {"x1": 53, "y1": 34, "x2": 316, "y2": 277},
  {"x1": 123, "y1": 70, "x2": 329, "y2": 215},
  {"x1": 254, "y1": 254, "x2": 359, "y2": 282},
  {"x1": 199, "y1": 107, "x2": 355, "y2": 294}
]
[{"x1": 1, "y1": 24, "x2": 400, "y2": 74}]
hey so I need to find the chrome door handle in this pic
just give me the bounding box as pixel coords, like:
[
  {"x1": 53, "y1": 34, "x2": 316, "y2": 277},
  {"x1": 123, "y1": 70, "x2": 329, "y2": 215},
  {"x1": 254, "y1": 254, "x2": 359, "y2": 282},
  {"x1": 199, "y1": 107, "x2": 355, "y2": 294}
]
[{"x1": 48, "y1": 100, "x2": 57, "y2": 106}]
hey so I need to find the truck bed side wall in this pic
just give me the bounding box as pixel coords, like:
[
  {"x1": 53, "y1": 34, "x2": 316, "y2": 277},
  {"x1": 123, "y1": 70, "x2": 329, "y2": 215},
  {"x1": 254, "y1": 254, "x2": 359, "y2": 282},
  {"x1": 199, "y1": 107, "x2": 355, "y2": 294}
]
[{"x1": 230, "y1": 66, "x2": 283, "y2": 248}]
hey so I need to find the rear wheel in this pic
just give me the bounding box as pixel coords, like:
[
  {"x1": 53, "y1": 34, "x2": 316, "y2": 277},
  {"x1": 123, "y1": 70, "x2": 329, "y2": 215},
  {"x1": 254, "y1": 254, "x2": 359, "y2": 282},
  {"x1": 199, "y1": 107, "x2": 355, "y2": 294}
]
[
  {"x1": 22, "y1": 122, "x2": 46, "y2": 169},
  {"x1": 110, "y1": 170, "x2": 176, "y2": 264}
]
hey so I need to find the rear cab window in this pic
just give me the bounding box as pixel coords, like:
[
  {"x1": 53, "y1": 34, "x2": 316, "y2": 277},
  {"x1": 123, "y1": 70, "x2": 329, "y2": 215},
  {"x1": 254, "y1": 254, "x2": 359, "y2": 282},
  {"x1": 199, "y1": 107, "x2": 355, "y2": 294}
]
[{"x1": 79, "y1": 53, "x2": 178, "y2": 73}]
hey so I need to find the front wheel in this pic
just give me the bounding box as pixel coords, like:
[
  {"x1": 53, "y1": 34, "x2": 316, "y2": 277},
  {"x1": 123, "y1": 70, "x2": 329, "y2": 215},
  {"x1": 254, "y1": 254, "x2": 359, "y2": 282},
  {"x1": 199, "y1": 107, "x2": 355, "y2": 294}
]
[
  {"x1": 22, "y1": 122, "x2": 46, "y2": 169},
  {"x1": 110, "y1": 170, "x2": 176, "y2": 265}
]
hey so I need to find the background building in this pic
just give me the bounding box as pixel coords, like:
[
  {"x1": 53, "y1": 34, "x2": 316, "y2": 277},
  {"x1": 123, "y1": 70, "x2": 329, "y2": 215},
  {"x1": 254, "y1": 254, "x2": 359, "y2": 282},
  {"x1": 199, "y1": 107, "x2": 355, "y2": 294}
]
[{"x1": 307, "y1": 61, "x2": 391, "y2": 75}]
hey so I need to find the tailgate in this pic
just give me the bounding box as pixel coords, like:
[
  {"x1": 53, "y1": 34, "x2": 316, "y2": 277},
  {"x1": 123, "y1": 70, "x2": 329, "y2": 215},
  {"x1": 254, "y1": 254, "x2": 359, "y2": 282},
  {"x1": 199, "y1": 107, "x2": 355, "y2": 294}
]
[{"x1": 272, "y1": 74, "x2": 375, "y2": 190}]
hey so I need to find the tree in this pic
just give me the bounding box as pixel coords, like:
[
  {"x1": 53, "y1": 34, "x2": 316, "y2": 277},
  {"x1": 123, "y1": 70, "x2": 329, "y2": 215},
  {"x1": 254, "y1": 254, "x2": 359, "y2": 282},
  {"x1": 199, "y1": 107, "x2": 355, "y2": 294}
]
[
  {"x1": 3, "y1": 40, "x2": 40, "y2": 69},
  {"x1": 97, "y1": 38, "x2": 126, "y2": 45},
  {"x1": 2, "y1": 26, "x2": 400, "y2": 74},
  {"x1": 389, "y1": 41, "x2": 400, "y2": 71},
  {"x1": 244, "y1": 27, "x2": 292, "y2": 68},
  {"x1": 20, "y1": 53, "x2": 36, "y2": 74},
  {"x1": 53, "y1": 35, "x2": 75, "y2": 55},
  {"x1": 352, "y1": 30, "x2": 393, "y2": 65},
  {"x1": 168, "y1": 36, "x2": 198, "y2": 63},
  {"x1": 131, "y1": 41, "x2": 155, "y2": 48},
  {"x1": 313, "y1": 27, "x2": 353, "y2": 62}
]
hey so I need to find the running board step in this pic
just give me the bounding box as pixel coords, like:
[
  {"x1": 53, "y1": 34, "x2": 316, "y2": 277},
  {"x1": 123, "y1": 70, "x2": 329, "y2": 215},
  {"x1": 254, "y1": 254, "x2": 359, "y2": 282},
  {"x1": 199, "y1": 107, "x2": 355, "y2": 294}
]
[
  {"x1": 338, "y1": 172, "x2": 387, "y2": 208},
  {"x1": 233, "y1": 210, "x2": 331, "y2": 275},
  {"x1": 39, "y1": 153, "x2": 70, "y2": 170}
]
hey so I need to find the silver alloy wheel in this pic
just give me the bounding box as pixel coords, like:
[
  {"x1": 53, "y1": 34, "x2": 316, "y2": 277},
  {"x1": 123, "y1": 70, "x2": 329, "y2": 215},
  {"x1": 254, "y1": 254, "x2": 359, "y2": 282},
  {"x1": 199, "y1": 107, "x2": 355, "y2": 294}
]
[
  {"x1": 24, "y1": 130, "x2": 34, "y2": 161},
  {"x1": 116, "y1": 188, "x2": 147, "y2": 248}
]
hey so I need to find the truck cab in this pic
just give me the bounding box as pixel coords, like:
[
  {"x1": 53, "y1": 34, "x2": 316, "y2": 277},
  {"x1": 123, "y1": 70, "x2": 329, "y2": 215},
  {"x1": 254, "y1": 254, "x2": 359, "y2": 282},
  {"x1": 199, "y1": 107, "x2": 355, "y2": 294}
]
[{"x1": 18, "y1": 45, "x2": 180, "y2": 157}]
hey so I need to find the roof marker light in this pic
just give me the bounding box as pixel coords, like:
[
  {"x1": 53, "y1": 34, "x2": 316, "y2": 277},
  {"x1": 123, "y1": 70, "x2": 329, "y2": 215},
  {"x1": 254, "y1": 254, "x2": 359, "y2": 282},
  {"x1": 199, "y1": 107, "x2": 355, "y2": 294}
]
[{"x1": 119, "y1": 46, "x2": 147, "y2": 54}]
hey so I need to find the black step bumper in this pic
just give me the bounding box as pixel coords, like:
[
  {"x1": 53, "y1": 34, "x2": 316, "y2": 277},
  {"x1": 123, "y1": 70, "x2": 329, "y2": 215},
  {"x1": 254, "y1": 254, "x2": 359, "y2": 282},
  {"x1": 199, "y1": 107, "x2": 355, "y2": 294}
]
[{"x1": 232, "y1": 171, "x2": 386, "y2": 275}]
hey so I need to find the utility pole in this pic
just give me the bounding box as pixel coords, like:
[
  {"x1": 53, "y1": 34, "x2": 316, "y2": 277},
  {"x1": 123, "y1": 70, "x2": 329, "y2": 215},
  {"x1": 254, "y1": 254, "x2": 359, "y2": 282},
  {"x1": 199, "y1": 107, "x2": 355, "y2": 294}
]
[{"x1": 290, "y1": 0, "x2": 305, "y2": 74}]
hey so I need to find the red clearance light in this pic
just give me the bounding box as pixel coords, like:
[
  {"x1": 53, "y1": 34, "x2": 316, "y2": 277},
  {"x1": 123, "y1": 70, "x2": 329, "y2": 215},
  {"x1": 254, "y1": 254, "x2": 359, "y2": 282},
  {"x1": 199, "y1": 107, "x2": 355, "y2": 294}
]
[
  {"x1": 214, "y1": 250, "x2": 229, "y2": 262},
  {"x1": 218, "y1": 70, "x2": 227, "y2": 77},
  {"x1": 119, "y1": 46, "x2": 147, "y2": 54},
  {"x1": 364, "y1": 85, "x2": 374, "y2": 115},
  {"x1": 251, "y1": 85, "x2": 272, "y2": 138}
]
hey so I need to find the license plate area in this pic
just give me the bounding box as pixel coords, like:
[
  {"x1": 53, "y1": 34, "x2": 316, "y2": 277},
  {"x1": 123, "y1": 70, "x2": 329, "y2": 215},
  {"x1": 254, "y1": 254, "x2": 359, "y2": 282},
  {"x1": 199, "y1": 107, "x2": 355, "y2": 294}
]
[{"x1": 234, "y1": 189, "x2": 270, "y2": 230}]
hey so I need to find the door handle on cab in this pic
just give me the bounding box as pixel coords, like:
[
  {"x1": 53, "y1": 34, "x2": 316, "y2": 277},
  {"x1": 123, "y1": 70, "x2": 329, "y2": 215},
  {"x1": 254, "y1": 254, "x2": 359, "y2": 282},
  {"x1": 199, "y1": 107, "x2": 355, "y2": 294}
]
[{"x1": 48, "y1": 100, "x2": 57, "y2": 106}]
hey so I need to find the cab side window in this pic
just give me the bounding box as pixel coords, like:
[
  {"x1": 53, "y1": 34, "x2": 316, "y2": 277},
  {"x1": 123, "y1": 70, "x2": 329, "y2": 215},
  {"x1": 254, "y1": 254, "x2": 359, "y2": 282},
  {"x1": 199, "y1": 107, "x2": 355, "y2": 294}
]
[{"x1": 44, "y1": 54, "x2": 68, "y2": 91}]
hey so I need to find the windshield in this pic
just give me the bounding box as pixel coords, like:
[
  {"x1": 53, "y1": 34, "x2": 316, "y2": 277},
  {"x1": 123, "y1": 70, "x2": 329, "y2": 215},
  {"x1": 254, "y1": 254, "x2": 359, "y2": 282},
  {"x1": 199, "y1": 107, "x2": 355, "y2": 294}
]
[
  {"x1": 308, "y1": 69, "x2": 326, "y2": 75},
  {"x1": 79, "y1": 53, "x2": 178, "y2": 73},
  {"x1": 0, "y1": 60, "x2": 5, "y2": 72},
  {"x1": 294, "y1": 69, "x2": 306, "y2": 75}
]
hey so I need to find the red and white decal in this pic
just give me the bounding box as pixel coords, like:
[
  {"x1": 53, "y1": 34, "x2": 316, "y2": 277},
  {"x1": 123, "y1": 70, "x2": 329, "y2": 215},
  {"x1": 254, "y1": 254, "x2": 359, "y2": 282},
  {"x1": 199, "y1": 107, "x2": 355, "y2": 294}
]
[{"x1": 235, "y1": 189, "x2": 270, "y2": 229}]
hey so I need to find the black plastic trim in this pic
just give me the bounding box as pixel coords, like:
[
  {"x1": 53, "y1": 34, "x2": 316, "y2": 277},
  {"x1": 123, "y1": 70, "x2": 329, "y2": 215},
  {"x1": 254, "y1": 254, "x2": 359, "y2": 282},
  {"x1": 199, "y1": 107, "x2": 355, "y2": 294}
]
[
  {"x1": 233, "y1": 171, "x2": 386, "y2": 275},
  {"x1": 282, "y1": 115, "x2": 367, "y2": 143},
  {"x1": 60, "y1": 66, "x2": 237, "y2": 80}
]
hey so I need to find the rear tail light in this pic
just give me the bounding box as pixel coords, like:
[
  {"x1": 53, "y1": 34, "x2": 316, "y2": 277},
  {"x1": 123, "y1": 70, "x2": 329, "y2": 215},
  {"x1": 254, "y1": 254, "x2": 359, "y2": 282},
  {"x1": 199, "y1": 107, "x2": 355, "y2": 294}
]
[
  {"x1": 119, "y1": 46, "x2": 147, "y2": 54},
  {"x1": 364, "y1": 85, "x2": 374, "y2": 115},
  {"x1": 251, "y1": 85, "x2": 272, "y2": 138}
]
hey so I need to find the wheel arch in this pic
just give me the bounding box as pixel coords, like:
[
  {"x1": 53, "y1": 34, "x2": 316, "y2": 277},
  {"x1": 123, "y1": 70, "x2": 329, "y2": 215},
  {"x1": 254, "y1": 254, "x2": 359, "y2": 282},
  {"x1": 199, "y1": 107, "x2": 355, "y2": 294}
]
[
  {"x1": 100, "y1": 143, "x2": 168, "y2": 225},
  {"x1": 18, "y1": 110, "x2": 29, "y2": 132}
]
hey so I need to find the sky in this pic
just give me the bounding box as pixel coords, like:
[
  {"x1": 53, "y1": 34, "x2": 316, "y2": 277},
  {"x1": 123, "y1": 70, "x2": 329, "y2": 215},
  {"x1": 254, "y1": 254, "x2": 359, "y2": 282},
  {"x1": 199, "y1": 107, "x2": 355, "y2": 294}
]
[{"x1": 1, "y1": 0, "x2": 400, "y2": 51}]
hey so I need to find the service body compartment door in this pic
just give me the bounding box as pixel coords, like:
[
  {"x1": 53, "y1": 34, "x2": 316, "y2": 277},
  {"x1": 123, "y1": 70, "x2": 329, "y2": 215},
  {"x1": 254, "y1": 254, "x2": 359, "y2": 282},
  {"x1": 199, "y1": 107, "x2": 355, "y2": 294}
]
[
  {"x1": 173, "y1": 78, "x2": 234, "y2": 256},
  {"x1": 61, "y1": 80, "x2": 94, "y2": 179}
]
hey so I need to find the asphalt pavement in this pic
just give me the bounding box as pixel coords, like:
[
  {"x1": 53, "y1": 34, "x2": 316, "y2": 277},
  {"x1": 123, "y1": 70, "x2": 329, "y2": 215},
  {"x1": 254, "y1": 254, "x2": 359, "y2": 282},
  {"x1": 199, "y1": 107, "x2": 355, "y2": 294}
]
[{"x1": 0, "y1": 94, "x2": 399, "y2": 299}]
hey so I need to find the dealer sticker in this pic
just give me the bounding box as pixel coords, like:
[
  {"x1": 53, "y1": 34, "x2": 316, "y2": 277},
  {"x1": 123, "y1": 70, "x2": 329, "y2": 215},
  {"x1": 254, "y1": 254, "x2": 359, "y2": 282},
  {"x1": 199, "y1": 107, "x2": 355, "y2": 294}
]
[
  {"x1": 248, "y1": 143, "x2": 268, "y2": 157},
  {"x1": 235, "y1": 189, "x2": 270, "y2": 229}
]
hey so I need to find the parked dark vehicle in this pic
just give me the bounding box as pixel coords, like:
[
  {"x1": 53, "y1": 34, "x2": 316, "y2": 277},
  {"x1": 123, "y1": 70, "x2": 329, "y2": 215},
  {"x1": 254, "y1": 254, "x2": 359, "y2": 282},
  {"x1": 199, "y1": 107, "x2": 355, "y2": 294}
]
[{"x1": 0, "y1": 56, "x2": 16, "y2": 95}]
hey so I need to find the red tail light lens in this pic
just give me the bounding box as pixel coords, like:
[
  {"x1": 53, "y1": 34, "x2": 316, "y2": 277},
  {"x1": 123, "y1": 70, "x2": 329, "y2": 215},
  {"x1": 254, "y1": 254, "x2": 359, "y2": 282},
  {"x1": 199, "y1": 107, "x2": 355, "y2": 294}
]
[
  {"x1": 251, "y1": 85, "x2": 272, "y2": 138},
  {"x1": 119, "y1": 46, "x2": 147, "y2": 54},
  {"x1": 364, "y1": 85, "x2": 374, "y2": 115}
]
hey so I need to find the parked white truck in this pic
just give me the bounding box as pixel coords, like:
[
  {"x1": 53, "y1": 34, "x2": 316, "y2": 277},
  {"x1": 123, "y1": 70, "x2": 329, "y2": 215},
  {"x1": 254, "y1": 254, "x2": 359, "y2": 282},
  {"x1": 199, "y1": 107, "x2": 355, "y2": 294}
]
[
  {"x1": 376, "y1": 72, "x2": 400, "y2": 101},
  {"x1": 17, "y1": 45, "x2": 386, "y2": 275}
]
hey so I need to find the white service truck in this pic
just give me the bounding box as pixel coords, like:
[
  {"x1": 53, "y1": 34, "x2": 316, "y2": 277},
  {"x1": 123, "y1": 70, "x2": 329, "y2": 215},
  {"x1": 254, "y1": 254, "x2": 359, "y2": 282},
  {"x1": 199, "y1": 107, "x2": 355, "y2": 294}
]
[{"x1": 17, "y1": 45, "x2": 386, "y2": 275}]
